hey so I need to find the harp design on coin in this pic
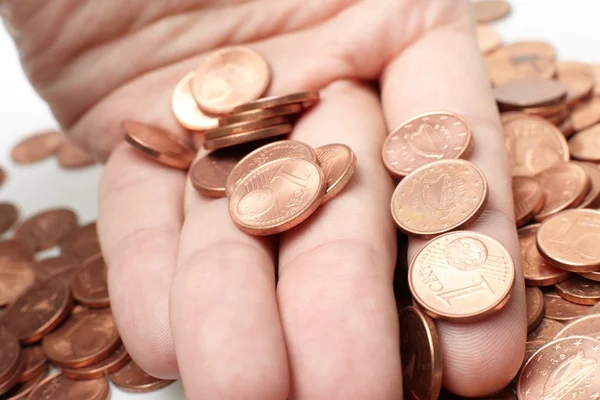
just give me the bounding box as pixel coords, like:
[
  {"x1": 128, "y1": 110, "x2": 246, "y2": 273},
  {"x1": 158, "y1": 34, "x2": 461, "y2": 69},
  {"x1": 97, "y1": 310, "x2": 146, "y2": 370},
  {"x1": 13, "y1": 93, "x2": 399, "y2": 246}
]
[
  {"x1": 542, "y1": 350, "x2": 596, "y2": 400},
  {"x1": 421, "y1": 173, "x2": 455, "y2": 218},
  {"x1": 406, "y1": 123, "x2": 448, "y2": 158}
]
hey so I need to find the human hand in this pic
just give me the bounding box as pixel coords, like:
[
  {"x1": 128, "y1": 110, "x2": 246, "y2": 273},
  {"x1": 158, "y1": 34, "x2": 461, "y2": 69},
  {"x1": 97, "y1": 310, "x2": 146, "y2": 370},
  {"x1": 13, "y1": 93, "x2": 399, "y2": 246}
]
[{"x1": 2, "y1": 0, "x2": 525, "y2": 398}]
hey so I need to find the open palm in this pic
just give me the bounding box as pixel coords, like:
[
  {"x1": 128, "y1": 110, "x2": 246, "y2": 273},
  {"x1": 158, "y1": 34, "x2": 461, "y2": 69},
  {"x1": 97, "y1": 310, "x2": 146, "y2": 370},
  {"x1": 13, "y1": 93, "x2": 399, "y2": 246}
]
[{"x1": 4, "y1": 0, "x2": 526, "y2": 398}]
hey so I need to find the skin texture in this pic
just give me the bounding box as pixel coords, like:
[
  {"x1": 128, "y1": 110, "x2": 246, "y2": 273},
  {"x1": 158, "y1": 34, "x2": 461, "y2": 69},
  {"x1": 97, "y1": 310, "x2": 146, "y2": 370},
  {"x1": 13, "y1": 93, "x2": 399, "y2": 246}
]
[{"x1": 2, "y1": 0, "x2": 526, "y2": 398}]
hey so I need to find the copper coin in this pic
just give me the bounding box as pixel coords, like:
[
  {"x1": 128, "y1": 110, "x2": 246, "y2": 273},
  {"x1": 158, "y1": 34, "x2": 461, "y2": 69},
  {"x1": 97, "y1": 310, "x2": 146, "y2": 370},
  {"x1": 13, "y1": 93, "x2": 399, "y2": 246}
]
[
  {"x1": 528, "y1": 318, "x2": 565, "y2": 342},
  {"x1": 513, "y1": 176, "x2": 545, "y2": 227},
  {"x1": 399, "y1": 306, "x2": 442, "y2": 400},
  {"x1": 571, "y1": 97, "x2": 600, "y2": 131},
  {"x1": 205, "y1": 116, "x2": 289, "y2": 140},
  {"x1": 0, "y1": 239, "x2": 34, "y2": 262},
  {"x1": 62, "y1": 344, "x2": 130, "y2": 381},
  {"x1": 568, "y1": 124, "x2": 600, "y2": 162},
  {"x1": 517, "y1": 336, "x2": 600, "y2": 400},
  {"x1": 19, "y1": 345, "x2": 46, "y2": 383},
  {"x1": 522, "y1": 101, "x2": 569, "y2": 119},
  {"x1": 523, "y1": 340, "x2": 546, "y2": 365},
  {"x1": 203, "y1": 124, "x2": 292, "y2": 151},
  {"x1": 27, "y1": 373, "x2": 110, "y2": 400},
  {"x1": 537, "y1": 209, "x2": 600, "y2": 272},
  {"x1": 554, "y1": 313, "x2": 600, "y2": 341},
  {"x1": 14, "y1": 208, "x2": 78, "y2": 252},
  {"x1": 314, "y1": 144, "x2": 357, "y2": 203},
  {"x1": 503, "y1": 115, "x2": 568, "y2": 176},
  {"x1": 526, "y1": 287, "x2": 545, "y2": 333},
  {"x1": 485, "y1": 41, "x2": 556, "y2": 86},
  {"x1": 1, "y1": 279, "x2": 72, "y2": 343},
  {"x1": 191, "y1": 46, "x2": 270, "y2": 114},
  {"x1": 218, "y1": 103, "x2": 302, "y2": 126},
  {"x1": 476, "y1": 24, "x2": 502, "y2": 54},
  {"x1": 232, "y1": 91, "x2": 320, "y2": 113},
  {"x1": 3, "y1": 372, "x2": 46, "y2": 400},
  {"x1": 57, "y1": 141, "x2": 96, "y2": 169},
  {"x1": 556, "y1": 275, "x2": 600, "y2": 306},
  {"x1": 60, "y1": 222, "x2": 101, "y2": 263},
  {"x1": 408, "y1": 230, "x2": 515, "y2": 322},
  {"x1": 190, "y1": 151, "x2": 241, "y2": 198},
  {"x1": 518, "y1": 224, "x2": 571, "y2": 287},
  {"x1": 545, "y1": 109, "x2": 571, "y2": 127},
  {"x1": 391, "y1": 160, "x2": 488, "y2": 238},
  {"x1": 123, "y1": 120, "x2": 195, "y2": 170},
  {"x1": 229, "y1": 158, "x2": 325, "y2": 235},
  {"x1": 42, "y1": 308, "x2": 120, "y2": 368},
  {"x1": 0, "y1": 260, "x2": 35, "y2": 306},
  {"x1": 225, "y1": 140, "x2": 317, "y2": 198},
  {"x1": 0, "y1": 353, "x2": 24, "y2": 396},
  {"x1": 533, "y1": 163, "x2": 590, "y2": 221},
  {"x1": 171, "y1": 72, "x2": 219, "y2": 131},
  {"x1": 580, "y1": 271, "x2": 600, "y2": 283},
  {"x1": 0, "y1": 202, "x2": 18, "y2": 235},
  {"x1": 558, "y1": 115, "x2": 576, "y2": 137},
  {"x1": 494, "y1": 78, "x2": 567, "y2": 108},
  {"x1": 573, "y1": 162, "x2": 600, "y2": 208},
  {"x1": 473, "y1": 0, "x2": 511, "y2": 23},
  {"x1": 70, "y1": 256, "x2": 109, "y2": 308},
  {"x1": 10, "y1": 131, "x2": 65, "y2": 164},
  {"x1": 32, "y1": 256, "x2": 80, "y2": 285},
  {"x1": 557, "y1": 68, "x2": 595, "y2": 107},
  {"x1": 543, "y1": 291, "x2": 592, "y2": 322},
  {"x1": 0, "y1": 326, "x2": 21, "y2": 390},
  {"x1": 557, "y1": 61, "x2": 594, "y2": 77},
  {"x1": 382, "y1": 111, "x2": 472, "y2": 178},
  {"x1": 109, "y1": 359, "x2": 174, "y2": 393}
]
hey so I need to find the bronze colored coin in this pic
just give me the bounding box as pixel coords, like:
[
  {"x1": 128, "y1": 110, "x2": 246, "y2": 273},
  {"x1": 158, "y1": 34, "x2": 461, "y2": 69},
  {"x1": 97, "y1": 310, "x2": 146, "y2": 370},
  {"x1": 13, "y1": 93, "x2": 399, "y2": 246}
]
[
  {"x1": 485, "y1": 41, "x2": 556, "y2": 86},
  {"x1": 10, "y1": 131, "x2": 65, "y2": 164},
  {"x1": 399, "y1": 306, "x2": 442, "y2": 400},
  {"x1": 190, "y1": 150, "x2": 241, "y2": 198},
  {"x1": 518, "y1": 224, "x2": 571, "y2": 287},
  {"x1": 500, "y1": 111, "x2": 528, "y2": 124},
  {"x1": 408, "y1": 230, "x2": 515, "y2": 322},
  {"x1": 0, "y1": 260, "x2": 35, "y2": 306},
  {"x1": 523, "y1": 340, "x2": 546, "y2": 365},
  {"x1": 32, "y1": 256, "x2": 80, "y2": 285},
  {"x1": 556, "y1": 275, "x2": 600, "y2": 306},
  {"x1": 14, "y1": 208, "x2": 78, "y2": 252},
  {"x1": 203, "y1": 123, "x2": 292, "y2": 151},
  {"x1": 558, "y1": 115, "x2": 575, "y2": 137},
  {"x1": 503, "y1": 115, "x2": 568, "y2": 176},
  {"x1": 27, "y1": 373, "x2": 110, "y2": 400},
  {"x1": 533, "y1": 163, "x2": 590, "y2": 221},
  {"x1": 476, "y1": 24, "x2": 502, "y2": 54},
  {"x1": 517, "y1": 336, "x2": 600, "y2": 400},
  {"x1": 573, "y1": 162, "x2": 600, "y2": 208},
  {"x1": 512, "y1": 176, "x2": 545, "y2": 227},
  {"x1": 205, "y1": 116, "x2": 289, "y2": 140},
  {"x1": 382, "y1": 111, "x2": 472, "y2": 178},
  {"x1": 473, "y1": 0, "x2": 511, "y2": 23},
  {"x1": 57, "y1": 141, "x2": 96, "y2": 169},
  {"x1": 70, "y1": 256, "x2": 109, "y2": 308},
  {"x1": 391, "y1": 160, "x2": 488, "y2": 238},
  {"x1": 232, "y1": 91, "x2": 320, "y2": 113},
  {"x1": 0, "y1": 202, "x2": 18, "y2": 235},
  {"x1": 60, "y1": 222, "x2": 101, "y2": 263},
  {"x1": 19, "y1": 345, "x2": 46, "y2": 383},
  {"x1": 62, "y1": 344, "x2": 130, "y2": 381},
  {"x1": 171, "y1": 72, "x2": 219, "y2": 131},
  {"x1": 42, "y1": 308, "x2": 120, "y2": 368},
  {"x1": 537, "y1": 209, "x2": 600, "y2": 272},
  {"x1": 557, "y1": 63, "x2": 595, "y2": 106},
  {"x1": 229, "y1": 158, "x2": 325, "y2": 235},
  {"x1": 554, "y1": 313, "x2": 600, "y2": 341},
  {"x1": 522, "y1": 101, "x2": 568, "y2": 119},
  {"x1": 3, "y1": 372, "x2": 46, "y2": 400},
  {"x1": 0, "y1": 353, "x2": 24, "y2": 396},
  {"x1": 543, "y1": 291, "x2": 591, "y2": 322},
  {"x1": 122, "y1": 120, "x2": 195, "y2": 170},
  {"x1": 191, "y1": 46, "x2": 270, "y2": 114},
  {"x1": 568, "y1": 124, "x2": 600, "y2": 162},
  {"x1": 0, "y1": 239, "x2": 34, "y2": 262},
  {"x1": 109, "y1": 360, "x2": 174, "y2": 393},
  {"x1": 219, "y1": 103, "x2": 302, "y2": 126},
  {"x1": 580, "y1": 271, "x2": 600, "y2": 283},
  {"x1": 571, "y1": 96, "x2": 600, "y2": 131},
  {"x1": 494, "y1": 78, "x2": 567, "y2": 108},
  {"x1": 526, "y1": 287, "x2": 545, "y2": 333},
  {"x1": 0, "y1": 326, "x2": 21, "y2": 390},
  {"x1": 225, "y1": 140, "x2": 317, "y2": 198},
  {"x1": 314, "y1": 144, "x2": 357, "y2": 203},
  {"x1": 1, "y1": 279, "x2": 72, "y2": 344},
  {"x1": 527, "y1": 318, "x2": 564, "y2": 342}
]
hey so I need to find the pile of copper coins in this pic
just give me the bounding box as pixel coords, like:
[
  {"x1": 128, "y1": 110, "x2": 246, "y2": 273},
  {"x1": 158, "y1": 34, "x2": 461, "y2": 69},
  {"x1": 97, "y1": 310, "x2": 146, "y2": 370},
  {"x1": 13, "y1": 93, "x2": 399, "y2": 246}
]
[
  {"x1": 0, "y1": 206, "x2": 174, "y2": 397},
  {"x1": 384, "y1": 1, "x2": 600, "y2": 399},
  {"x1": 123, "y1": 47, "x2": 357, "y2": 236}
]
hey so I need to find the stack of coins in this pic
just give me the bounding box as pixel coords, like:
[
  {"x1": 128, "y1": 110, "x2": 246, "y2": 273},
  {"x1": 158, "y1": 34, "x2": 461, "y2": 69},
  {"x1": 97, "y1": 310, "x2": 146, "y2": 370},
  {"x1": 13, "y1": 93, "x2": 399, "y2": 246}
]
[{"x1": 0, "y1": 205, "x2": 174, "y2": 398}]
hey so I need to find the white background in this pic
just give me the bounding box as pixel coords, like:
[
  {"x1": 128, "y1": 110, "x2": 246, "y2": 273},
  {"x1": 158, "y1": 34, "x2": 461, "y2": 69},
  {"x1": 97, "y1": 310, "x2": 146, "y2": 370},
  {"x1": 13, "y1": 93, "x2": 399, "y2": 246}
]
[{"x1": 0, "y1": 1, "x2": 597, "y2": 399}]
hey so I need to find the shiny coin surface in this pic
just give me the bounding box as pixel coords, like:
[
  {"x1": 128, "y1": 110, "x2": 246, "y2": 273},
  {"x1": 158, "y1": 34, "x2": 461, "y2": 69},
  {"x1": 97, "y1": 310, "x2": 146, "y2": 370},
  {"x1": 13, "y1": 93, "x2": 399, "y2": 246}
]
[
  {"x1": 18, "y1": 345, "x2": 46, "y2": 383},
  {"x1": 526, "y1": 287, "x2": 545, "y2": 333},
  {"x1": 512, "y1": 176, "x2": 545, "y2": 227},
  {"x1": 571, "y1": 97, "x2": 600, "y2": 131},
  {"x1": 62, "y1": 344, "x2": 130, "y2": 381},
  {"x1": 218, "y1": 103, "x2": 302, "y2": 126},
  {"x1": 171, "y1": 72, "x2": 219, "y2": 131},
  {"x1": 574, "y1": 161, "x2": 600, "y2": 208},
  {"x1": 31, "y1": 256, "x2": 80, "y2": 285},
  {"x1": 0, "y1": 202, "x2": 19, "y2": 235},
  {"x1": 0, "y1": 260, "x2": 35, "y2": 306},
  {"x1": 568, "y1": 124, "x2": 600, "y2": 162},
  {"x1": 543, "y1": 291, "x2": 591, "y2": 322},
  {"x1": 205, "y1": 116, "x2": 289, "y2": 140},
  {"x1": 10, "y1": 131, "x2": 65, "y2": 164},
  {"x1": 203, "y1": 124, "x2": 292, "y2": 151},
  {"x1": 70, "y1": 255, "x2": 109, "y2": 308},
  {"x1": 190, "y1": 150, "x2": 241, "y2": 198},
  {"x1": 485, "y1": 41, "x2": 556, "y2": 86},
  {"x1": 27, "y1": 373, "x2": 110, "y2": 400},
  {"x1": 533, "y1": 163, "x2": 590, "y2": 221},
  {"x1": 527, "y1": 318, "x2": 564, "y2": 342},
  {"x1": 60, "y1": 222, "x2": 101, "y2": 263},
  {"x1": 554, "y1": 313, "x2": 600, "y2": 341},
  {"x1": 555, "y1": 275, "x2": 600, "y2": 305},
  {"x1": 0, "y1": 326, "x2": 21, "y2": 390},
  {"x1": 232, "y1": 91, "x2": 319, "y2": 113},
  {"x1": 109, "y1": 360, "x2": 175, "y2": 393},
  {"x1": 494, "y1": 78, "x2": 567, "y2": 108},
  {"x1": 14, "y1": 208, "x2": 78, "y2": 252},
  {"x1": 314, "y1": 144, "x2": 357, "y2": 203}
]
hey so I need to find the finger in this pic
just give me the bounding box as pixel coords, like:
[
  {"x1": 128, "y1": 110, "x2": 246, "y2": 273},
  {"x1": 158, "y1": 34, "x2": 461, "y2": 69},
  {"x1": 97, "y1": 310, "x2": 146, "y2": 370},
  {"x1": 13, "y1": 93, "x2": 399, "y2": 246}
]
[
  {"x1": 380, "y1": 1, "x2": 525, "y2": 397},
  {"x1": 275, "y1": 80, "x2": 401, "y2": 399}
]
